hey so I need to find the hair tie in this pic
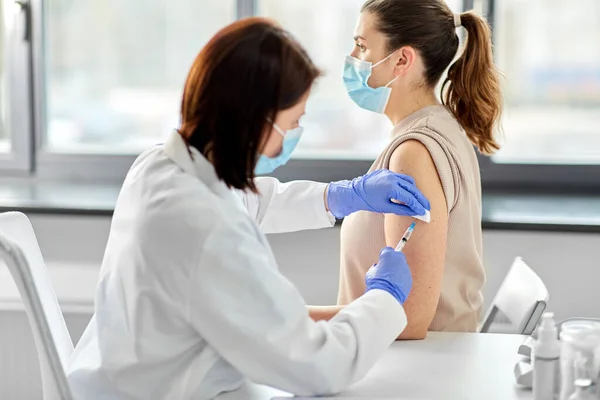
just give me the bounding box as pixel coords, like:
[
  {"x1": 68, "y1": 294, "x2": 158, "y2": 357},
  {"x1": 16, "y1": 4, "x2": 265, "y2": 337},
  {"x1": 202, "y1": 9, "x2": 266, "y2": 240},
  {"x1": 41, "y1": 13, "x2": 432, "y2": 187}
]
[{"x1": 454, "y1": 13, "x2": 462, "y2": 28}]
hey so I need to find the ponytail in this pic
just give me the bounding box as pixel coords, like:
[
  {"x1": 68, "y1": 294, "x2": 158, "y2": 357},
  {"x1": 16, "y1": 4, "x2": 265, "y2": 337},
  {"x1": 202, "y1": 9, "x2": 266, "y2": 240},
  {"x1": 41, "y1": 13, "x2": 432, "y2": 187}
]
[{"x1": 442, "y1": 11, "x2": 503, "y2": 155}]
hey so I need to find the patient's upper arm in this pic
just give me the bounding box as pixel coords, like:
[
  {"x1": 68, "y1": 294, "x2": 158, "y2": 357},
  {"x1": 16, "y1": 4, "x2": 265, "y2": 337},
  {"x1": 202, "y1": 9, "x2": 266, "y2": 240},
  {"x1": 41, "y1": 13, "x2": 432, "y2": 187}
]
[{"x1": 385, "y1": 140, "x2": 448, "y2": 340}]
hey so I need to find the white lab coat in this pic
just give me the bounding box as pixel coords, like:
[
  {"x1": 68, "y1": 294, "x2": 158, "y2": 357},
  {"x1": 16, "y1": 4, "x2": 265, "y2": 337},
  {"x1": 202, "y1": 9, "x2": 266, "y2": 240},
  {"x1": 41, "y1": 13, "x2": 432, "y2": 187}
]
[{"x1": 66, "y1": 130, "x2": 408, "y2": 400}]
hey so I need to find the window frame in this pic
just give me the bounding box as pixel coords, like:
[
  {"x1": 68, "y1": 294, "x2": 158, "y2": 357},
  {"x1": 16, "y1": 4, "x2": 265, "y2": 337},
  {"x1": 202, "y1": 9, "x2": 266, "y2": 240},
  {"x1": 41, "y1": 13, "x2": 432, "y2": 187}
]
[{"x1": 0, "y1": 0, "x2": 33, "y2": 174}]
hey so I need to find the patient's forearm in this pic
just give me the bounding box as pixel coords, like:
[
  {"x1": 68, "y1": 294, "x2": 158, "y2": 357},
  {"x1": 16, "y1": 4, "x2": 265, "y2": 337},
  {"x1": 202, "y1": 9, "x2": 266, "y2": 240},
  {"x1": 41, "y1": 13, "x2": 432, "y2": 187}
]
[
  {"x1": 397, "y1": 325, "x2": 428, "y2": 340},
  {"x1": 308, "y1": 305, "x2": 343, "y2": 322}
]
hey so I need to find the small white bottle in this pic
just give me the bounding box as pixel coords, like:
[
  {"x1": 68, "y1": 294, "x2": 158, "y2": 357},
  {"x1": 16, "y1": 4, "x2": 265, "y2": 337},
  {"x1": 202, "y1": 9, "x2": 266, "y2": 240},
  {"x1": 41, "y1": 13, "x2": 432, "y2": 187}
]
[{"x1": 534, "y1": 312, "x2": 561, "y2": 400}]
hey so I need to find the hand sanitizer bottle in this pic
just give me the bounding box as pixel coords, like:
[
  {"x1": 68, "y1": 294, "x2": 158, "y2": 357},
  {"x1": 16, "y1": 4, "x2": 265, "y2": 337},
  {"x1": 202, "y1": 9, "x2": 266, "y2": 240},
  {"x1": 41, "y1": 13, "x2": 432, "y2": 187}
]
[{"x1": 534, "y1": 312, "x2": 560, "y2": 400}]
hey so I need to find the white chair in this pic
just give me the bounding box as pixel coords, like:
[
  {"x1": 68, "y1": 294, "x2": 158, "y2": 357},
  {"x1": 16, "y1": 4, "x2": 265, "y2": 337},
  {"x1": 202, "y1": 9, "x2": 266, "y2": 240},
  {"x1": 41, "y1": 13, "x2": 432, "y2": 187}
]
[
  {"x1": 0, "y1": 212, "x2": 74, "y2": 400},
  {"x1": 479, "y1": 257, "x2": 549, "y2": 335}
]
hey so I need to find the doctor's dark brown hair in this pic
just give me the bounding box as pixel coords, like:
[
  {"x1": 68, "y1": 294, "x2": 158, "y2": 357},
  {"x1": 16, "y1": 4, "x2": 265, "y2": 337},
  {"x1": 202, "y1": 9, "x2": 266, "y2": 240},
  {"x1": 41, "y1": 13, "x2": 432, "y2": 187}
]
[
  {"x1": 362, "y1": 0, "x2": 503, "y2": 154},
  {"x1": 178, "y1": 18, "x2": 321, "y2": 192}
]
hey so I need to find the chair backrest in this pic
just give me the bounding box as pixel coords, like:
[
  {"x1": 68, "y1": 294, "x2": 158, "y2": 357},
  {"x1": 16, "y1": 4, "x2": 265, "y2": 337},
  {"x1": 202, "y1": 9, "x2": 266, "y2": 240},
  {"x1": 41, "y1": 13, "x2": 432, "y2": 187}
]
[
  {"x1": 480, "y1": 257, "x2": 549, "y2": 335},
  {"x1": 0, "y1": 212, "x2": 73, "y2": 400}
]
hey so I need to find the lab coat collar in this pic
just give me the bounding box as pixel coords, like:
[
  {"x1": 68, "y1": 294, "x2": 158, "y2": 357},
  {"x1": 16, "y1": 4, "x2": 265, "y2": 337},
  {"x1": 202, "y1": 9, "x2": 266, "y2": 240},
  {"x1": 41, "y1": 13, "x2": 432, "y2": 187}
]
[{"x1": 163, "y1": 130, "x2": 227, "y2": 196}]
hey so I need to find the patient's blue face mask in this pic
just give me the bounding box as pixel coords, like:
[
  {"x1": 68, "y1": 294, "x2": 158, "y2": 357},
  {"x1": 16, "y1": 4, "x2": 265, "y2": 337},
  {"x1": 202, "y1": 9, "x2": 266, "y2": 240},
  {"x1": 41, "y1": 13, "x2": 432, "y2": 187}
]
[
  {"x1": 254, "y1": 122, "x2": 303, "y2": 175},
  {"x1": 343, "y1": 52, "x2": 399, "y2": 114}
]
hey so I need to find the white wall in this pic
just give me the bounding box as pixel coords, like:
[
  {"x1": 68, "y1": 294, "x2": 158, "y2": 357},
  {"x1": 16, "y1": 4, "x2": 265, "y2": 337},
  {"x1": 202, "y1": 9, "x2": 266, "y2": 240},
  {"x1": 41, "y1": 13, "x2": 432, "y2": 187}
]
[{"x1": 1, "y1": 214, "x2": 599, "y2": 398}]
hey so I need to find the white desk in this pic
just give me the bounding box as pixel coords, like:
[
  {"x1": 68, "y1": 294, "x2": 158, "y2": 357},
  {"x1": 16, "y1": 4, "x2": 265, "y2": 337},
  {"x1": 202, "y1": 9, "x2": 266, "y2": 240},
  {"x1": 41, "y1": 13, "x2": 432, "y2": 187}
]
[{"x1": 216, "y1": 332, "x2": 532, "y2": 400}]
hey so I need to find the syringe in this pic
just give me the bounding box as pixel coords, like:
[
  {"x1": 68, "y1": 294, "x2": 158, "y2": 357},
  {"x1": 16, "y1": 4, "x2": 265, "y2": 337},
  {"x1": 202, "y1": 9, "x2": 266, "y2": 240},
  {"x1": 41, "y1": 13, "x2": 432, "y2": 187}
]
[{"x1": 395, "y1": 222, "x2": 416, "y2": 252}]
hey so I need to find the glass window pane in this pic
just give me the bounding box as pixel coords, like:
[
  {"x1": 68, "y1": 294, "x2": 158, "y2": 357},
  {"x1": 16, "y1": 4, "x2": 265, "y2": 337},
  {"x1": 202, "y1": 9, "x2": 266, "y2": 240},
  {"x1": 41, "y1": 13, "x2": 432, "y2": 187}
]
[
  {"x1": 259, "y1": 0, "x2": 463, "y2": 159},
  {"x1": 0, "y1": 0, "x2": 10, "y2": 152},
  {"x1": 493, "y1": 0, "x2": 600, "y2": 164},
  {"x1": 45, "y1": 1, "x2": 235, "y2": 153}
]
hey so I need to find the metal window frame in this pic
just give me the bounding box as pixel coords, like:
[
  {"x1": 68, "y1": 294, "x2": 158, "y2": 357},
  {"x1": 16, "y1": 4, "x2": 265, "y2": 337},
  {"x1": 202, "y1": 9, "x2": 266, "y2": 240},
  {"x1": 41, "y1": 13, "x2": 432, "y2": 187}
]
[
  {"x1": 0, "y1": 0, "x2": 34, "y2": 174},
  {"x1": 237, "y1": 0, "x2": 257, "y2": 18}
]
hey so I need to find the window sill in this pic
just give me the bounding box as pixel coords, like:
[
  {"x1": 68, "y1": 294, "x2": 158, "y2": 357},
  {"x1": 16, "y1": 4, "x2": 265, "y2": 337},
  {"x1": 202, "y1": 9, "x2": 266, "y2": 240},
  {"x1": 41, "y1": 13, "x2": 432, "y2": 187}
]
[
  {"x1": 0, "y1": 178, "x2": 118, "y2": 216},
  {"x1": 481, "y1": 190, "x2": 600, "y2": 233},
  {"x1": 0, "y1": 178, "x2": 599, "y2": 233}
]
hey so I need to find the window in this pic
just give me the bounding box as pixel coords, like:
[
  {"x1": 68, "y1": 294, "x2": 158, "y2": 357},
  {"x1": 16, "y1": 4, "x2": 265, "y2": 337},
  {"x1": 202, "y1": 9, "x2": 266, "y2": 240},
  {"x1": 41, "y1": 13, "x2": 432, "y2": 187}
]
[
  {"x1": 0, "y1": 0, "x2": 10, "y2": 151},
  {"x1": 493, "y1": 0, "x2": 600, "y2": 165},
  {"x1": 469, "y1": 0, "x2": 600, "y2": 190},
  {"x1": 0, "y1": 0, "x2": 32, "y2": 171},
  {"x1": 0, "y1": 2, "x2": 8, "y2": 151},
  {"x1": 259, "y1": 0, "x2": 463, "y2": 160},
  {"x1": 43, "y1": 0, "x2": 235, "y2": 154},
  {"x1": 3, "y1": 0, "x2": 594, "y2": 191}
]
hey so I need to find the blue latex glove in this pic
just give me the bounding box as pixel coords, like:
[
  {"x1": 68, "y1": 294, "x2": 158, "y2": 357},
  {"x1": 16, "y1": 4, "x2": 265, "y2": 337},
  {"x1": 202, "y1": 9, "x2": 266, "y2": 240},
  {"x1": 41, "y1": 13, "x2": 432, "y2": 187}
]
[
  {"x1": 365, "y1": 247, "x2": 412, "y2": 305},
  {"x1": 326, "y1": 169, "x2": 430, "y2": 219}
]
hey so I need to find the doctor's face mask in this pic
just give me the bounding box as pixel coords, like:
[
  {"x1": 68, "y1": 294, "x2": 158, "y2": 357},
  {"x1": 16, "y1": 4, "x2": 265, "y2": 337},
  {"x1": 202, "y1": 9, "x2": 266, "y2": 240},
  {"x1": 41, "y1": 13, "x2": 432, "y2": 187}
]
[
  {"x1": 255, "y1": 92, "x2": 309, "y2": 175},
  {"x1": 255, "y1": 122, "x2": 303, "y2": 175}
]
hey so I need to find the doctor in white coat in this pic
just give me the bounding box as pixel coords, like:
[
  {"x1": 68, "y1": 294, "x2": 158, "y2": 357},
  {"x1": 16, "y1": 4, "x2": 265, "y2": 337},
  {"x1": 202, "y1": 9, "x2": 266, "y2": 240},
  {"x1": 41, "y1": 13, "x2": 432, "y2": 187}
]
[{"x1": 67, "y1": 17, "x2": 430, "y2": 400}]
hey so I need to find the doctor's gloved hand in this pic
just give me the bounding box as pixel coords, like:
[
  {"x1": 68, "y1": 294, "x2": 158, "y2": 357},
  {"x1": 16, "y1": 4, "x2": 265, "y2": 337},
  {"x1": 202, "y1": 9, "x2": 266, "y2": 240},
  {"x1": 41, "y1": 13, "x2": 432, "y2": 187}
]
[
  {"x1": 326, "y1": 169, "x2": 430, "y2": 219},
  {"x1": 365, "y1": 247, "x2": 412, "y2": 305}
]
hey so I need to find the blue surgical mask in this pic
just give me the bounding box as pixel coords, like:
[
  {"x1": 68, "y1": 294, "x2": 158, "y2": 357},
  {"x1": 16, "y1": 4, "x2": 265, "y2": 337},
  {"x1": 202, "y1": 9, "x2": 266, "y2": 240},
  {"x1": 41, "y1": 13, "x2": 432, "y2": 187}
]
[
  {"x1": 343, "y1": 52, "x2": 399, "y2": 114},
  {"x1": 254, "y1": 122, "x2": 303, "y2": 175}
]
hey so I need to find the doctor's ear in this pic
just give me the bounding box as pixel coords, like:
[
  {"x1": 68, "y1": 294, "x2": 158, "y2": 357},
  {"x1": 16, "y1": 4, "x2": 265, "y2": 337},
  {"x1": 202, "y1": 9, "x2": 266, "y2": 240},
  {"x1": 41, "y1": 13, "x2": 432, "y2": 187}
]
[{"x1": 393, "y1": 47, "x2": 417, "y2": 76}]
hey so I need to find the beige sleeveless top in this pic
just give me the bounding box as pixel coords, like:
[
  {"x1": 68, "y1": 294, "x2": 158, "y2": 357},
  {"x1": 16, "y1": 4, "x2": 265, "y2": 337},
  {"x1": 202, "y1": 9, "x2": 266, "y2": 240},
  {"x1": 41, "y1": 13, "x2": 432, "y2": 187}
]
[{"x1": 338, "y1": 105, "x2": 485, "y2": 332}]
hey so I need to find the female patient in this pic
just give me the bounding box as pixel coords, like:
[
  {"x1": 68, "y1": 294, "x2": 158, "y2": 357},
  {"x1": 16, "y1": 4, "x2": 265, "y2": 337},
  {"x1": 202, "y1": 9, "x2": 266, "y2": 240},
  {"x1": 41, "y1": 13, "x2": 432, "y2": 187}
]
[{"x1": 311, "y1": 0, "x2": 503, "y2": 338}]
